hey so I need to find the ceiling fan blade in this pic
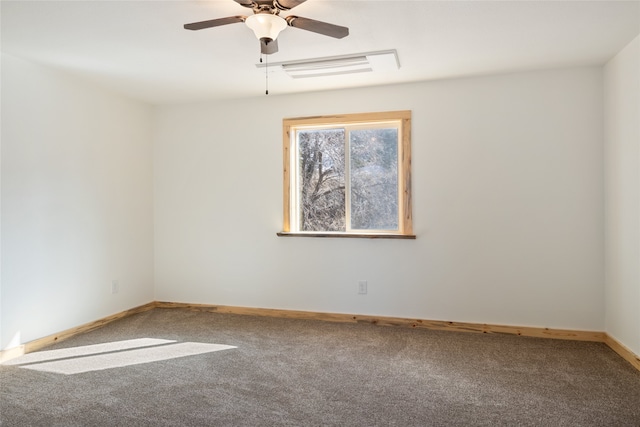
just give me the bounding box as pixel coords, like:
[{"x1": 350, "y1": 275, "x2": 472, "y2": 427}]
[
  {"x1": 285, "y1": 16, "x2": 349, "y2": 39},
  {"x1": 274, "y1": 0, "x2": 307, "y2": 11},
  {"x1": 184, "y1": 16, "x2": 246, "y2": 31},
  {"x1": 233, "y1": 0, "x2": 255, "y2": 8},
  {"x1": 261, "y1": 38, "x2": 279, "y2": 55}
]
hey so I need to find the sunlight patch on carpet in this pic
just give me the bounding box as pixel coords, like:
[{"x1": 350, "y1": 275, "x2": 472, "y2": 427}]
[{"x1": 3, "y1": 338, "x2": 236, "y2": 375}]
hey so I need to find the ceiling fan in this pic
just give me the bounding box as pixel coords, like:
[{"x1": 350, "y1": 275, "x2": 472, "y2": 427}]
[{"x1": 184, "y1": 0, "x2": 349, "y2": 55}]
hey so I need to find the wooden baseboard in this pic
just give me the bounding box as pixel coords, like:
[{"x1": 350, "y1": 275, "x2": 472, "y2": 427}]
[
  {"x1": 0, "y1": 302, "x2": 157, "y2": 363},
  {"x1": 154, "y1": 302, "x2": 605, "y2": 342},
  {"x1": 604, "y1": 334, "x2": 640, "y2": 372},
  {"x1": 3, "y1": 300, "x2": 639, "y2": 373}
]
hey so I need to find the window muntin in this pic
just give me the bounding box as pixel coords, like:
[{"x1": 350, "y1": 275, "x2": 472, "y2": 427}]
[{"x1": 282, "y1": 111, "x2": 413, "y2": 238}]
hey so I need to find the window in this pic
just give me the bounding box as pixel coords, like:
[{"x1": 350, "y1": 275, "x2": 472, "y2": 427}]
[{"x1": 279, "y1": 111, "x2": 414, "y2": 239}]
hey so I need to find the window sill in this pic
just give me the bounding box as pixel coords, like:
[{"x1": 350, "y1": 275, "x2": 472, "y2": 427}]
[{"x1": 277, "y1": 232, "x2": 416, "y2": 240}]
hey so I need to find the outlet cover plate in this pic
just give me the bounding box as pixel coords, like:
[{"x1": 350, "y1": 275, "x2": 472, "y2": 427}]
[{"x1": 358, "y1": 281, "x2": 367, "y2": 295}]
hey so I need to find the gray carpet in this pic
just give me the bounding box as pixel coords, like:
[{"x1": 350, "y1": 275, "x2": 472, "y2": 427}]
[{"x1": 1, "y1": 308, "x2": 639, "y2": 426}]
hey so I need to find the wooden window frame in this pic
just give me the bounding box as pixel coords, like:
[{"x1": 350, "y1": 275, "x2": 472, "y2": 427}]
[{"x1": 278, "y1": 110, "x2": 414, "y2": 239}]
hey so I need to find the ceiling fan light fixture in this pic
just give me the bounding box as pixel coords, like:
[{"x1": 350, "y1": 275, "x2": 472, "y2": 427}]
[{"x1": 245, "y1": 14, "x2": 288, "y2": 41}]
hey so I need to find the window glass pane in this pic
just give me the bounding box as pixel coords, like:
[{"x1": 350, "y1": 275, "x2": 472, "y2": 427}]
[
  {"x1": 350, "y1": 128, "x2": 398, "y2": 230},
  {"x1": 298, "y1": 129, "x2": 346, "y2": 232}
]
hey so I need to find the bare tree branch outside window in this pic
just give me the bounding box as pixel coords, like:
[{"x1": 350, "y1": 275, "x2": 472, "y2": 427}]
[
  {"x1": 297, "y1": 127, "x2": 398, "y2": 232},
  {"x1": 350, "y1": 128, "x2": 398, "y2": 230},
  {"x1": 298, "y1": 129, "x2": 346, "y2": 231}
]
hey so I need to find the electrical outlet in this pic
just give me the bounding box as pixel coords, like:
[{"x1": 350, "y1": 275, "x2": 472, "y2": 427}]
[
  {"x1": 358, "y1": 280, "x2": 368, "y2": 295},
  {"x1": 111, "y1": 280, "x2": 119, "y2": 294}
]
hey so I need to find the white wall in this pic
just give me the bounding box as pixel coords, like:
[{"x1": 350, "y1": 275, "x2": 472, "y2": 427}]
[
  {"x1": 154, "y1": 67, "x2": 604, "y2": 331},
  {"x1": 0, "y1": 57, "x2": 609, "y2": 349},
  {"x1": 604, "y1": 35, "x2": 640, "y2": 355},
  {"x1": 1, "y1": 54, "x2": 154, "y2": 350}
]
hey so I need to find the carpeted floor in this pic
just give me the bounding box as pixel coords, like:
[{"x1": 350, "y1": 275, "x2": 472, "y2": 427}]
[{"x1": 1, "y1": 308, "x2": 639, "y2": 426}]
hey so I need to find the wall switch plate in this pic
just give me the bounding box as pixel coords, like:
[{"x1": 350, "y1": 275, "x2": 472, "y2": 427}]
[
  {"x1": 111, "y1": 280, "x2": 119, "y2": 294},
  {"x1": 358, "y1": 280, "x2": 368, "y2": 295}
]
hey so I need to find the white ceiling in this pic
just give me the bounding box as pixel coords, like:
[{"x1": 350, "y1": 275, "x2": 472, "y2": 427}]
[{"x1": 2, "y1": 0, "x2": 639, "y2": 105}]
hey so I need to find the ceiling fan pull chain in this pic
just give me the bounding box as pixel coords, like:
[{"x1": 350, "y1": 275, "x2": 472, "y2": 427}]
[{"x1": 265, "y1": 53, "x2": 269, "y2": 95}]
